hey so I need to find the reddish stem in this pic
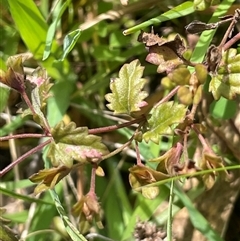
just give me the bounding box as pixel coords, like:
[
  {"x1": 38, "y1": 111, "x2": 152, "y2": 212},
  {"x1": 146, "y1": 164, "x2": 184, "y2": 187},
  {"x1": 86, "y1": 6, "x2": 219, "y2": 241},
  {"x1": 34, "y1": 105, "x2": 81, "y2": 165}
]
[
  {"x1": 0, "y1": 138, "x2": 52, "y2": 177},
  {"x1": 156, "y1": 86, "x2": 180, "y2": 107},
  {"x1": 21, "y1": 91, "x2": 36, "y2": 115},
  {"x1": 89, "y1": 164, "x2": 97, "y2": 193},
  {"x1": 0, "y1": 133, "x2": 50, "y2": 141},
  {"x1": 135, "y1": 140, "x2": 142, "y2": 165},
  {"x1": 88, "y1": 115, "x2": 146, "y2": 135},
  {"x1": 223, "y1": 33, "x2": 240, "y2": 51},
  {"x1": 192, "y1": 125, "x2": 214, "y2": 154},
  {"x1": 219, "y1": 12, "x2": 239, "y2": 49}
]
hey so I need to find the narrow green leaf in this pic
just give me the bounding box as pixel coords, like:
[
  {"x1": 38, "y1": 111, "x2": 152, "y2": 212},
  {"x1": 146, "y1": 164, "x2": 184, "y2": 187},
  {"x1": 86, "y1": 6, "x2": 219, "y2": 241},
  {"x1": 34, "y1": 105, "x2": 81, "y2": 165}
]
[
  {"x1": 0, "y1": 179, "x2": 34, "y2": 190},
  {"x1": 173, "y1": 184, "x2": 224, "y2": 241},
  {"x1": 0, "y1": 86, "x2": 9, "y2": 112},
  {"x1": 43, "y1": 0, "x2": 71, "y2": 60},
  {"x1": 47, "y1": 80, "x2": 75, "y2": 127},
  {"x1": 105, "y1": 59, "x2": 148, "y2": 115},
  {"x1": 59, "y1": 29, "x2": 81, "y2": 61},
  {"x1": 143, "y1": 101, "x2": 187, "y2": 144},
  {"x1": 167, "y1": 180, "x2": 174, "y2": 241},
  {"x1": 7, "y1": 0, "x2": 71, "y2": 80},
  {"x1": 0, "y1": 186, "x2": 53, "y2": 205},
  {"x1": 190, "y1": 0, "x2": 236, "y2": 63},
  {"x1": 49, "y1": 189, "x2": 87, "y2": 241},
  {"x1": 7, "y1": 0, "x2": 48, "y2": 60},
  {"x1": 3, "y1": 210, "x2": 28, "y2": 223},
  {"x1": 123, "y1": 1, "x2": 194, "y2": 35},
  {"x1": 0, "y1": 115, "x2": 29, "y2": 137},
  {"x1": 210, "y1": 97, "x2": 237, "y2": 119},
  {"x1": 193, "y1": 0, "x2": 220, "y2": 11}
]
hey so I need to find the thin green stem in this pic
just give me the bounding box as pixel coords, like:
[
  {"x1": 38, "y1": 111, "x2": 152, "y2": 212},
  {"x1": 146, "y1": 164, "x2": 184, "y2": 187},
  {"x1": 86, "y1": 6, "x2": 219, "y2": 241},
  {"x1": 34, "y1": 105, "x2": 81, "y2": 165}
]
[
  {"x1": 134, "y1": 164, "x2": 240, "y2": 191},
  {"x1": 167, "y1": 179, "x2": 174, "y2": 241}
]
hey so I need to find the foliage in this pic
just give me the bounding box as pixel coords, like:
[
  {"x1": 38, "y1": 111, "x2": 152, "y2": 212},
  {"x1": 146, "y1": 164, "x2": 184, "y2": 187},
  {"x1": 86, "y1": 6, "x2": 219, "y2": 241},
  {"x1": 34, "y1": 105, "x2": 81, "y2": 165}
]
[{"x1": 0, "y1": 0, "x2": 240, "y2": 241}]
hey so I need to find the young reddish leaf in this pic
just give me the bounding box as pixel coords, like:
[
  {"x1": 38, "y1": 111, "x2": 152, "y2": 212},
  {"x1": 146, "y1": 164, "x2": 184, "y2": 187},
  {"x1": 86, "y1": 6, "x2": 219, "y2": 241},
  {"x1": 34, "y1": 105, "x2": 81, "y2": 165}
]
[
  {"x1": 209, "y1": 48, "x2": 240, "y2": 100},
  {"x1": 150, "y1": 142, "x2": 184, "y2": 175},
  {"x1": 146, "y1": 44, "x2": 183, "y2": 73},
  {"x1": 29, "y1": 166, "x2": 71, "y2": 195},
  {"x1": 0, "y1": 56, "x2": 25, "y2": 93},
  {"x1": 138, "y1": 33, "x2": 186, "y2": 73},
  {"x1": 200, "y1": 151, "x2": 228, "y2": 189},
  {"x1": 143, "y1": 101, "x2": 187, "y2": 143},
  {"x1": 17, "y1": 67, "x2": 53, "y2": 129},
  {"x1": 129, "y1": 165, "x2": 169, "y2": 199},
  {"x1": 47, "y1": 121, "x2": 109, "y2": 167},
  {"x1": 105, "y1": 59, "x2": 148, "y2": 115}
]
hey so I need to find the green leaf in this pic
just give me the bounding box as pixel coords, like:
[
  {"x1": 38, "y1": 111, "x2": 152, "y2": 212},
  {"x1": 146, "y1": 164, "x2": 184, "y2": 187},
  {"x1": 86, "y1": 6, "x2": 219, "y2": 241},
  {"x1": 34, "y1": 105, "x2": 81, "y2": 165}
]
[
  {"x1": 105, "y1": 59, "x2": 148, "y2": 115},
  {"x1": 7, "y1": 0, "x2": 71, "y2": 80},
  {"x1": 17, "y1": 67, "x2": 52, "y2": 129},
  {"x1": 143, "y1": 101, "x2": 187, "y2": 143},
  {"x1": 210, "y1": 97, "x2": 237, "y2": 119},
  {"x1": 0, "y1": 115, "x2": 29, "y2": 137},
  {"x1": 92, "y1": 45, "x2": 123, "y2": 62},
  {"x1": 49, "y1": 189, "x2": 87, "y2": 241},
  {"x1": 190, "y1": 0, "x2": 236, "y2": 63},
  {"x1": 209, "y1": 49, "x2": 240, "y2": 100},
  {"x1": 59, "y1": 29, "x2": 81, "y2": 61},
  {"x1": 43, "y1": 0, "x2": 71, "y2": 60},
  {"x1": 47, "y1": 121, "x2": 109, "y2": 166},
  {"x1": 7, "y1": 0, "x2": 48, "y2": 60},
  {"x1": 123, "y1": 1, "x2": 194, "y2": 35},
  {"x1": 193, "y1": 0, "x2": 220, "y2": 11},
  {"x1": 0, "y1": 186, "x2": 53, "y2": 205},
  {"x1": 47, "y1": 80, "x2": 75, "y2": 127},
  {"x1": 0, "y1": 86, "x2": 9, "y2": 112},
  {"x1": 0, "y1": 223, "x2": 18, "y2": 241},
  {"x1": 173, "y1": 184, "x2": 224, "y2": 241}
]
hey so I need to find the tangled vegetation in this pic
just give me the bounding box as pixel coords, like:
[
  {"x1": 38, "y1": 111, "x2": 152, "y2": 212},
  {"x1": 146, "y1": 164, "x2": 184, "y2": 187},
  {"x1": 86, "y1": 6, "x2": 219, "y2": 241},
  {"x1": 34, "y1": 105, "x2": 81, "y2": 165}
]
[{"x1": 0, "y1": 0, "x2": 240, "y2": 240}]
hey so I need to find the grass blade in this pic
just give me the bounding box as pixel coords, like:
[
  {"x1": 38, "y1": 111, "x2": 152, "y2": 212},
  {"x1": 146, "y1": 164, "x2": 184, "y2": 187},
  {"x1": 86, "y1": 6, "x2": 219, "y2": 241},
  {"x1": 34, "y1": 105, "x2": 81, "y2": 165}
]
[
  {"x1": 123, "y1": 1, "x2": 194, "y2": 35},
  {"x1": 49, "y1": 189, "x2": 87, "y2": 241},
  {"x1": 173, "y1": 184, "x2": 224, "y2": 241}
]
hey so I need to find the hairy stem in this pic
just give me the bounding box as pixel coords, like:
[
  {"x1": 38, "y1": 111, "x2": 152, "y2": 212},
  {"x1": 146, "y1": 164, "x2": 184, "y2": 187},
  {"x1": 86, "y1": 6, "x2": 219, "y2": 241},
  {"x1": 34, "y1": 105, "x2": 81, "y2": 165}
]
[
  {"x1": 88, "y1": 115, "x2": 146, "y2": 134},
  {"x1": 0, "y1": 138, "x2": 52, "y2": 177},
  {"x1": 0, "y1": 133, "x2": 50, "y2": 141}
]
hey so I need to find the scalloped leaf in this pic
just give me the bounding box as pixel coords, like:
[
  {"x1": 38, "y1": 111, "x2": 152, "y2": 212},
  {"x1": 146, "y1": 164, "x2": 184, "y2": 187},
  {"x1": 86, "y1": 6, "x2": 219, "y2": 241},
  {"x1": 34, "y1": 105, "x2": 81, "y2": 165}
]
[
  {"x1": 209, "y1": 49, "x2": 240, "y2": 100},
  {"x1": 105, "y1": 59, "x2": 148, "y2": 115},
  {"x1": 143, "y1": 101, "x2": 187, "y2": 143},
  {"x1": 47, "y1": 121, "x2": 109, "y2": 167}
]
